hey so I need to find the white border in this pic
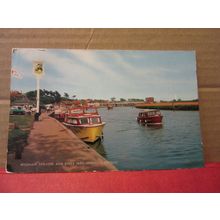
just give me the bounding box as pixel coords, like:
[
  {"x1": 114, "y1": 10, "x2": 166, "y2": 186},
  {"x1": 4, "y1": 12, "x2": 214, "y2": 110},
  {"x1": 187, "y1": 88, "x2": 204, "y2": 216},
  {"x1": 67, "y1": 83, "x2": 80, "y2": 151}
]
[
  {"x1": 0, "y1": 194, "x2": 220, "y2": 220},
  {"x1": 0, "y1": 0, "x2": 219, "y2": 27}
]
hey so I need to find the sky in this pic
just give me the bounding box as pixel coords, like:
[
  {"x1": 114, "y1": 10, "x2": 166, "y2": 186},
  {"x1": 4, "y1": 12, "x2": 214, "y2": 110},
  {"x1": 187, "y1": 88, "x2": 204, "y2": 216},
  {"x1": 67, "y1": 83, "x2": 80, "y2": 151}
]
[{"x1": 11, "y1": 49, "x2": 198, "y2": 101}]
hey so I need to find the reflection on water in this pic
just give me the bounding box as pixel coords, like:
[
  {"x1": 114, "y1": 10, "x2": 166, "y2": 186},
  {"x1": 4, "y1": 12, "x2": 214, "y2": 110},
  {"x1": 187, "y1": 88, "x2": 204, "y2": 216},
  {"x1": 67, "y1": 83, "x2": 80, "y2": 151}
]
[
  {"x1": 89, "y1": 107, "x2": 204, "y2": 170},
  {"x1": 145, "y1": 124, "x2": 163, "y2": 129},
  {"x1": 87, "y1": 139, "x2": 107, "y2": 158}
]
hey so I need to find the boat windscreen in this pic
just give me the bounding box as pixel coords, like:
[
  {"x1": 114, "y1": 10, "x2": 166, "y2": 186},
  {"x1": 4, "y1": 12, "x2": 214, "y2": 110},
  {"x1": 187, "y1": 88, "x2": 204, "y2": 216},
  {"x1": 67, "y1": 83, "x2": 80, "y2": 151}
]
[
  {"x1": 155, "y1": 111, "x2": 161, "y2": 115},
  {"x1": 91, "y1": 117, "x2": 100, "y2": 124},
  {"x1": 80, "y1": 118, "x2": 89, "y2": 125},
  {"x1": 148, "y1": 111, "x2": 160, "y2": 116},
  {"x1": 148, "y1": 111, "x2": 155, "y2": 116}
]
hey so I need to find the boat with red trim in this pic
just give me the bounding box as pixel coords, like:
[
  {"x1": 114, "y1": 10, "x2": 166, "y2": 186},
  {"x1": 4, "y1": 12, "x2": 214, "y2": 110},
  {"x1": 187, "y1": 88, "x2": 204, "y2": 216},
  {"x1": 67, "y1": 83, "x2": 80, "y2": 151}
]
[
  {"x1": 137, "y1": 109, "x2": 163, "y2": 126},
  {"x1": 63, "y1": 106, "x2": 105, "y2": 143},
  {"x1": 107, "y1": 104, "x2": 113, "y2": 110}
]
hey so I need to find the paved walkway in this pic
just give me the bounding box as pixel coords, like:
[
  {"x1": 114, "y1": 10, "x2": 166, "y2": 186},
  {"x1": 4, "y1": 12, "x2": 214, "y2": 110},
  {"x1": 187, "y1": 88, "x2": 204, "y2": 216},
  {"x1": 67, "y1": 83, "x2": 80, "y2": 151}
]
[{"x1": 8, "y1": 113, "x2": 117, "y2": 173}]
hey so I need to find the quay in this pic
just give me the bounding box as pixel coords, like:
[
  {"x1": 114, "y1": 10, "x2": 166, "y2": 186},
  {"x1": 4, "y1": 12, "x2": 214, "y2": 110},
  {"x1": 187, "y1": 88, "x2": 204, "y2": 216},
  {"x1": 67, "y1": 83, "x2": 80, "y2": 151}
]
[
  {"x1": 135, "y1": 101, "x2": 199, "y2": 110},
  {"x1": 7, "y1": 113, "x2": 117, "y2": 173}
]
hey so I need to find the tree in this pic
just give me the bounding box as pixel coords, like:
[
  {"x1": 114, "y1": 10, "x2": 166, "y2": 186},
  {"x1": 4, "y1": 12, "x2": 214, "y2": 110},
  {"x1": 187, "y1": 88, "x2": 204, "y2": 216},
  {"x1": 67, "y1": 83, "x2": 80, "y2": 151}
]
[
  {"x1": 110, "y1": 97, "x2": 116, "y2": 102},
  {"x1": 54, "y1": 91, "x2": 61, "y2": 103},
  {"x1": 64, "y1": 92, "x2": 69, "y2": 99},
  {"x1": 26, "y1": 90, "x2": 37, "y2": 101},
  {"x1": 128, "y1": 98, "x2": 144, "y2": 102},
  {"x1": 25, "y1": 89, "x2": 61, "y2": 104},
  {"x1": 120, "y1": 98, "x2": 126, "y2": 102}
]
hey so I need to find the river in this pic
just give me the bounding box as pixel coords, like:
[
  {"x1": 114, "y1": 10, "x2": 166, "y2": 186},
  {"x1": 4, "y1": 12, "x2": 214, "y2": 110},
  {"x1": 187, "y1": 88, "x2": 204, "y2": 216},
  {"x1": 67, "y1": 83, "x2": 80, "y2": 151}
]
[{"x1": 89, "y1": 107, "x2": 204, "y2": 170}]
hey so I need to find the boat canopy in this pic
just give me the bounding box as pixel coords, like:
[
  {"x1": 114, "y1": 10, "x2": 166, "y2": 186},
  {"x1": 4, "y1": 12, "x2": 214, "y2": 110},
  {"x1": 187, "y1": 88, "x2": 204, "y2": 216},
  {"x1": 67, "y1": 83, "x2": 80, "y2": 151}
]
[
  {"x1": 139, "y1": 109, "x2": 161, "y2": 116},
  {"x1": 68, "y1": 108, "x2": 84, "y2": 114},
  {"x1": 67, "y1": 106, "x2": 99, "y2": 116}
]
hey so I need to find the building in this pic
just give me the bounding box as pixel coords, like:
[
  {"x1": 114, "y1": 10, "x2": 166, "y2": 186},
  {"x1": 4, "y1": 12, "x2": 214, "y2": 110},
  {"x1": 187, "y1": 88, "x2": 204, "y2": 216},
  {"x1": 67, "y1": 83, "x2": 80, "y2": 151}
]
[{"x1": 145, "y1": 97, "x2": 154, "y2": 103}]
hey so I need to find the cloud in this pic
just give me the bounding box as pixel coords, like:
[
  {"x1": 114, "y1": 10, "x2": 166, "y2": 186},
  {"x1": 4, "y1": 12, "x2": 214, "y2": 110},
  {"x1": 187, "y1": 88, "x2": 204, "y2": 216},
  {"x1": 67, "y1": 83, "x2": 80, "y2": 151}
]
[{"x1": 11, "y1": 49, "x2": 198, "y2": 100}]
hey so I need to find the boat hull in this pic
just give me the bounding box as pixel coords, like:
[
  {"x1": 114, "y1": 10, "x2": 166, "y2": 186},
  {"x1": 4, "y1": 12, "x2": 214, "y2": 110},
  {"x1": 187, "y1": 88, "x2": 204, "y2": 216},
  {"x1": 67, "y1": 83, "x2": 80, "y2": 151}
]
[
  {"x1": 137, "y1": 115, "x2": 163, "y2": 125},
  {"x1": 54, "y1": 113, "x2": 65, "y2": 122},
  {"x1": 63, "y1": 122, "x2": 105, "y2": 143}
]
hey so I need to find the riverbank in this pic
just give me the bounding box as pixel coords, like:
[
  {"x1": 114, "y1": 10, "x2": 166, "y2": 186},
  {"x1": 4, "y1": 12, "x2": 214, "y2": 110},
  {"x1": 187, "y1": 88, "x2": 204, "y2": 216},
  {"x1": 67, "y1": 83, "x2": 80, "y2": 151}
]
[
  {"x1": 7, "y1": 113, "x2": 117, "y2": 173},
  {"x1": 8, "y1": 115, "x2": 34, "y2": 159},
  {"x1": 135, "y1": 101, "x2": 199, "y2": 110}
]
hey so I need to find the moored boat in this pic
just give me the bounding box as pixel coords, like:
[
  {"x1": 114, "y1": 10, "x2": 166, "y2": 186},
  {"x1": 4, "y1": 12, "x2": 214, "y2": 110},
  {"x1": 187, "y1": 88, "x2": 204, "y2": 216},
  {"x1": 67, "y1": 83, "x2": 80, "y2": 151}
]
[
  {"x1": 137, "y1": 109, "x2": 163, "y2": 126},
  {"x1": 63, "y1": 107, "x2": 105, "y2": 143},
  {"x1": 107, "y1": 105, "x2": 113, "y2": 110},
  {"x1": 54, "y1": 107, "x2": 66, "y2": 122}
]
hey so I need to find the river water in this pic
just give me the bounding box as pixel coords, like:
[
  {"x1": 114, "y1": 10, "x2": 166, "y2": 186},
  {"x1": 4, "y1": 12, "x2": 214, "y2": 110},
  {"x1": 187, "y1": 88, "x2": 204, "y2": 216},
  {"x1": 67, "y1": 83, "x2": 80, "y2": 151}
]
[{"x1": 89, "y1": 107, "x2": 204, "y2": 170}]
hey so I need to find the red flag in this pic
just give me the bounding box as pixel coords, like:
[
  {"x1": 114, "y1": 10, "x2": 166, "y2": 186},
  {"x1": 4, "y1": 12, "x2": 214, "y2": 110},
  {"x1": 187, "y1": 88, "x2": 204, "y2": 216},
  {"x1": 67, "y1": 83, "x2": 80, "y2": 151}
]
[{"x1": 11, "y1": 68, "x2": 23, "y2": 79}]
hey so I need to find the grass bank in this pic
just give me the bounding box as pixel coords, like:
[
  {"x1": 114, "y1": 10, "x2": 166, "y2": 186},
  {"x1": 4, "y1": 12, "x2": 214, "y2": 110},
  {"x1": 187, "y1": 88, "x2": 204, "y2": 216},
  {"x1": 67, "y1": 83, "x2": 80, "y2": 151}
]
[{"x1": 8, "y1": 115, "x2": 34, "y2": 158}]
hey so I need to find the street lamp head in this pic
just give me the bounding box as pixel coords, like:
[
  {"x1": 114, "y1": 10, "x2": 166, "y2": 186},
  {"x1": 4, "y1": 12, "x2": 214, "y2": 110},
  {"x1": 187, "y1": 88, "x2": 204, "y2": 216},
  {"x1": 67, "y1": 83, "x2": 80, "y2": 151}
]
[{"x1": 33, "y1": 61, "x2": 44, "y2": 78}]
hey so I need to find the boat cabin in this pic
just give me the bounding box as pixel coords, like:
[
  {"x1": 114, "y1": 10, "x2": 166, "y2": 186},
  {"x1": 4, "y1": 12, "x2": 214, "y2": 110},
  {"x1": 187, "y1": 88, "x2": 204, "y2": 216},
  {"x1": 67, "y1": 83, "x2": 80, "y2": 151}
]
[
  {"x1": 64, "y1": 107, "x2": 102, "y2": 126},
  {"x1": 138, "y1": 110, "x2": 161, "y2": 117},
  {"x1": 65, "y1": 115, "x2": 102, "y2": 126},
  {"x1": 137, "y1": 109, "x2": 163, "y2": 125}
]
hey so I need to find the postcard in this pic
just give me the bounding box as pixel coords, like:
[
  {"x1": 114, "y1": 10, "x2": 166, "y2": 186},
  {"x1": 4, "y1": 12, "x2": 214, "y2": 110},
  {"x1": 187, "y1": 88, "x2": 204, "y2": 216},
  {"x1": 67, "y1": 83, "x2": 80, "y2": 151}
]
[{"x1": 7, "y1": 49, "x2": 203, "y2": 173}]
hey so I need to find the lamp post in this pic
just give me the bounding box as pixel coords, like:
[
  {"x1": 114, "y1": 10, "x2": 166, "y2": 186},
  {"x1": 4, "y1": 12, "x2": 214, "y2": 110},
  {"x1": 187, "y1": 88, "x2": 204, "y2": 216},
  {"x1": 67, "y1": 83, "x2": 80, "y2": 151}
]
[
  {"x1": 33, "y1": 61, "x2": 44, "y2": 114},
  {"x1": 36, "y1": 76, "x2": 40, "y2": 113}
]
